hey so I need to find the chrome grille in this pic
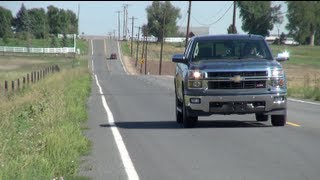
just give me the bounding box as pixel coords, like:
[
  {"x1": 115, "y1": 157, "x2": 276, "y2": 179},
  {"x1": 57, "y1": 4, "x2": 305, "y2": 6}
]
[{"x1": 206, "y1": 71, "x2": 268, "y2": 89}]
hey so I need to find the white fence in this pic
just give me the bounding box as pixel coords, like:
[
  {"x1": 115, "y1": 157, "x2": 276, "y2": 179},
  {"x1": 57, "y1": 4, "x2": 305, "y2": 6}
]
[
  {"x1": 0, "y1": 46, "x2": 76, "y2": 54},
  {"x1": 131, "y1": 36, "x2": 185, "y2": 43},
  {"x1": 164, "y1": 37, "x2": 185, "y2": 43}
]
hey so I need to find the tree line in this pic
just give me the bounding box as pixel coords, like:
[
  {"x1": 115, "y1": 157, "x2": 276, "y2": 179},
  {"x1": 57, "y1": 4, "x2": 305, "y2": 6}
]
[
  {"x1": 1, "y1": 2, "x2": 319, "y2": 46},
  {"x1": 145, "y1": 1, "x2": 320, "y2": 46},
  {"x1": 0, "y1": 3, "x2": 78, "y2": 44}
]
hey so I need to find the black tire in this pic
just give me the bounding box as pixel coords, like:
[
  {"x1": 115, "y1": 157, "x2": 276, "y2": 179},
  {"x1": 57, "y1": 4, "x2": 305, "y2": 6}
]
[
  {"x1": 175, "y1": 94, "x2": 183, "y2": 124},
  {"x1": 271, "y1": 115, "x2": 287, "y2": 126},
  {"x1": 182, "y1": 94, "x2": 197, "y2": 128},
  {"x1": 255, "y1": 113, "x2": 268, "y2": 122}
]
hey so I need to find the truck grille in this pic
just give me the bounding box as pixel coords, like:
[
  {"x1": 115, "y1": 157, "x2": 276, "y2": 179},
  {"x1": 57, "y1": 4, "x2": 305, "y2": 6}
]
[
  {"x1": 206, "y1": 71, "x2": 268, "y2": 89},
  {"x1": 207, "y1": 71, "x2": 267, "y2": 77},
  {"x1": 208, "y1": 81, "x2": 266, "y2": 89}
]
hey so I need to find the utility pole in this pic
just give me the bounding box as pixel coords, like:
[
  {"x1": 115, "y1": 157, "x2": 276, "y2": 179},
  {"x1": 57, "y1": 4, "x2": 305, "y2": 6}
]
[
  {"x1": 116, "y1": 11, "x2": 121, "y2": 40},
  {"x1": 135, "y1": 26, "x2": 141, "y2": 67},
  {"x1": 77, "y1": 3, "x2": 80, "y2": 37},
  {"x1": 141, "y1": 29, "x2": 145, "y2": 65},
  {"x1": 122, "y1": 4, "x2": 130, "y2": 40},
  {"x1": 185, "y1": 1, "x2": 191, "y2": 47},
  {"x1": 159, "y1": 11, "x2": 166, "y2": 75},
  {"x1": 122, "y1": 4, "x2": 128, "y2": 40},
  {"x1": 145, "y1": 29, "x2": 148, "y2": 75},
  {"x1": 129, "y1": 16, "x2": 137, "y2": 57},
  {"x1": 232, "y1": 1, "x2": 236, "y2": 34}
]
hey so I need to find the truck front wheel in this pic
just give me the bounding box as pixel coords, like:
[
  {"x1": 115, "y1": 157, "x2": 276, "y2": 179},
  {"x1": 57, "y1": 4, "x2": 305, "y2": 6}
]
[
  {"x1": 175, "y1": 94, "x2": 183, "y2": 124},
  {"x1": 271, "y1": 115, "x2": 287, "y2": 126},
  {"x1": 182, "y1": 95, "x2": 197, "y2": 128},
  {"x1": 255, "y1": 113, "x2": 268, "y2": 122}
]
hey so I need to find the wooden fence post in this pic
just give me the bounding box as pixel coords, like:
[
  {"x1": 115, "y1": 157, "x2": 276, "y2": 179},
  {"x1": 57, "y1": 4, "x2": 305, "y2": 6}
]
[
  {"x1": 37, "y1": 71, "x2": 39, "y2": 81},
  {"x1": 27, "y1": 74, "x2": 30, "y2": 84},
  {"x1": 17, "y1": 79, "x2": 20, "y2": 90},
  {"x1": 23, "y1": 77, "x2": 26, "y2": 87},
  {"x1": 31, "y1": 72, "x2": 34, "y2": 83},
  {"x1": 5, "y1": 81, "x2": 8, "y2": 93},
  {"x1": 11, "y1": 80, "x2": 14, "y2": 92}
]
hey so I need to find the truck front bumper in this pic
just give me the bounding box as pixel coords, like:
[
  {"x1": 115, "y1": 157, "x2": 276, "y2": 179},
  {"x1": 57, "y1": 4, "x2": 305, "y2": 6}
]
[{"x1": 184, "y1": 94, "x2": 287, "y2": 116}]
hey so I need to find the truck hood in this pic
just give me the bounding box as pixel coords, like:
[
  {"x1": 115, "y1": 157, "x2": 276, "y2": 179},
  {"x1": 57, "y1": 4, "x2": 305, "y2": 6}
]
[{"x1": 190, "y1": 59, "x2": 282, "y2": 71}]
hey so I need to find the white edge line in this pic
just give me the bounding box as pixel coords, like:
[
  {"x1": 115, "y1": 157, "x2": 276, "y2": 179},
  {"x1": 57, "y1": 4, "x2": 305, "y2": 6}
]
[
  {"x1": 288, "y1": 98, "x2": 320, "y2": 106},
  {"x1": 94, "y1": 74, "x2": 139, "y2": 180},
  {"x1": 117, "y1": 41, "x2": 128, "y2": 74},
  {"x1": 92, "y1": 56, "x2": 94, "y2": 73},
  {"x1": 91, "y1": 39, "x2": 93, "y2": 56},
  {"x1": 104, "y1": 39, "x2": 106, "y2": 55}
]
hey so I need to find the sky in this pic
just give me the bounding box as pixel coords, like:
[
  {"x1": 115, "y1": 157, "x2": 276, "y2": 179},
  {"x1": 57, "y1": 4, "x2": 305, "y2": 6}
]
[{"x1": 1, "y1": 1, "x2": 289, "y2": 36}]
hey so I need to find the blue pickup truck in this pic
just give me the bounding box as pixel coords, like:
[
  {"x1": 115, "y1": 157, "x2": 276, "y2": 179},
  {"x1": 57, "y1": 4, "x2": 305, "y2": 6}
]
[{"x1": 172, "y1": 34, "x2": 288, "y2": 128}]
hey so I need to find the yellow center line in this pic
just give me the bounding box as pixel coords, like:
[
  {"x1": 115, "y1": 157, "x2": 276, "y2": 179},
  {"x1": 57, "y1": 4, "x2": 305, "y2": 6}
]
[{"x1": 286, "y1": 121, "x2": 301, "y2": 127}]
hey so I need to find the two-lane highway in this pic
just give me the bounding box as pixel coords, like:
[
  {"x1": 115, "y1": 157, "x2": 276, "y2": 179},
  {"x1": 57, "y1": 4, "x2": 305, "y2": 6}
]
[{"x1": 80, "y1": 38, "x2": 320, "y2": 180}]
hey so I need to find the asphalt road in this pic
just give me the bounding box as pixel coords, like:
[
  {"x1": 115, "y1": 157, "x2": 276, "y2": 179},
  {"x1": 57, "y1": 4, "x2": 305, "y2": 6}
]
[{"x1": 79, "y1": 38, "x2": 320, "y2": 180}]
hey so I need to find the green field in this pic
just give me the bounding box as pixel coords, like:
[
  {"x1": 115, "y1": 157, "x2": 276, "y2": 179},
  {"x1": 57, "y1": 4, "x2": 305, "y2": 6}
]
[
  {"x1": 0, "y1": 56, "x2": 84, "y2": 83},
  {"x1": 270, "y1": 45, "x2": 320, "y2": 68}
]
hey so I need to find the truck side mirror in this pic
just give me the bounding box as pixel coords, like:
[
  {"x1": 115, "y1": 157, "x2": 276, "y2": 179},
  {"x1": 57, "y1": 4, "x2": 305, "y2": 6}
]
[
  {"x1": 275, "y1": 51, "x2": 290, "y2": 61},
  {"x1": 172, "y1": 54, "x2": 187, "y2": 64}
]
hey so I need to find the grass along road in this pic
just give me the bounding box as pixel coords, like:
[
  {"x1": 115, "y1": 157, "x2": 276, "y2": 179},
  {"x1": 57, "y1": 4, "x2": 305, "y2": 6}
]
[{"x1": 0, "y1": 59, "x2": 91, "y2": 179}]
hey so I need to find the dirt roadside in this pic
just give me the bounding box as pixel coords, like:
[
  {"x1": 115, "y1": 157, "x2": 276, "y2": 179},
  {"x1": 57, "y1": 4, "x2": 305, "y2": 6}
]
[{"x1": 121, "y1": 55, "x2": 175, "y2": 76}]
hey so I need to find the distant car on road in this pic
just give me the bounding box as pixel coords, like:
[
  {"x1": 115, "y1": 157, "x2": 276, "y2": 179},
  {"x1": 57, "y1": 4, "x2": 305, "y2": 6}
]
[{"x1": 110, "y1": 53, "x2": 117, "y2": 59}]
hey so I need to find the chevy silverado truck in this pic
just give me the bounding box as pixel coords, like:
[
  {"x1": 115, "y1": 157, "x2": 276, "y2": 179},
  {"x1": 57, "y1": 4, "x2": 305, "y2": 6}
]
[{"x1": 172, "y1": 34, "x2": 288, "y2": 128}]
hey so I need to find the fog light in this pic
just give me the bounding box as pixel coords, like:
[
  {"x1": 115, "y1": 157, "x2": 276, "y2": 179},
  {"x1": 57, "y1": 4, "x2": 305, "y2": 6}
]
[
  {"x1": 190, "y1": 98, "x2": 201, "y2": 104},
  {"x1": 188, "y1": 80, "x2": 202, "y2": 88},
  {"x1": 279, "y1": 79, "x2": 285, "y2": 86},
  {"x1": 193, "y1": 81, "x2": 202, "y2": 88},
  {"x1": 274, "y1": 96, "x2": 285, "y2": 102}
]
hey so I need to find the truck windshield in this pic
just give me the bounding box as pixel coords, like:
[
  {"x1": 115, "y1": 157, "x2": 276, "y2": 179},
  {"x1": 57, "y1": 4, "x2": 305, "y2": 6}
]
[{"x1": 191, "y1": 39, "x2": 272, "y2": 61}]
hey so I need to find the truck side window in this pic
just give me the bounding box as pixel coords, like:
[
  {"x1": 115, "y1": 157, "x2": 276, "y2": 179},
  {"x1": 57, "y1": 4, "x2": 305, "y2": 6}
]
[{"x1": 184, "y1": 40, "x2": 193, "y2": 58}]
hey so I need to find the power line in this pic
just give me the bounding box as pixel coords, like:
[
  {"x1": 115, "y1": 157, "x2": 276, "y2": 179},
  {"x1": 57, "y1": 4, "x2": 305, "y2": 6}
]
[
  {"x1": 192, "y1": 2, "x2": 233, "y2": 27},
  {"x1": 206, "y1": 2, "x2": 231, "y2": 22}
]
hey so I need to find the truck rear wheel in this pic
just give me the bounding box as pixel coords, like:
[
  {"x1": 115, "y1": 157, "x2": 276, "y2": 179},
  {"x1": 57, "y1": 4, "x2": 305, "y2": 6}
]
[
  {"x1": 271, "y1": 115, "x2": 287, "y2": 126},
  {"x1": 255, "y1": 113, "x2": 268, "y2": 122}
]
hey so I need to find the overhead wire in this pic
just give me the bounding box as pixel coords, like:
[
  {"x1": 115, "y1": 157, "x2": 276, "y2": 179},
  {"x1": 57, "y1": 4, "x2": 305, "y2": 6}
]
[
  {"x1": 191, "y1": 2, "x2": 234, "y2": 27},
  {"x1": 191, "y1": 2, "x2": 231, "y2": 27}
]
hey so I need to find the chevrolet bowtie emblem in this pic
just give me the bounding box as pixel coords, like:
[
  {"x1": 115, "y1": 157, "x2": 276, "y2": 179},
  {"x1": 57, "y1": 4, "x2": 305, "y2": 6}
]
[{"x1": 230, "y1": 75, "x2": 242, "y2": 83}]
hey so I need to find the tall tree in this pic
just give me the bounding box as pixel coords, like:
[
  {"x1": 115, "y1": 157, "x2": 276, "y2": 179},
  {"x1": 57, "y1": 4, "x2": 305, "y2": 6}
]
[
  {"x1": 227, "y1": 24, "x2": 237, "y2": 34},
  {"x1": 237, "y1": 1, "x2": 282, "y2": 37},
  {"x1": 28, "y1": 8, "x2": 48, "y2": 39},
  {"x1": 66, "y1": 9, "x2": 78, "y2": 34},
  {"x1": 146, "y1": 1, "x2": 181, "y2": 42},
  {"x1": 15, "y1": 3, "x2": 31, "y2": 33},
  {"x1": 47, "y1": 5, "x2": 61, "y2": 35},
  {"x1": 286, "y1": 1, "x2": 320, "y2": 46},
  {"x1": 0, "y1": 6, "x2": 13, "y2": 40},
  {"x1": 59, "y1": 9, "x2": 69, "y2": 34}
]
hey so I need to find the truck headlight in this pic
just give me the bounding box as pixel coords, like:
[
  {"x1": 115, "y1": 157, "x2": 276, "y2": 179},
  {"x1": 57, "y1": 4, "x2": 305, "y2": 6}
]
[
  {"x1": 188, "y1": 70, "x2": 205, "y2": 79},
  {"x1": 271, "y1": 69, "x2": 284, "y2": 77},
  {"x1": 271, "y1": 78, "x2": 285, "y2": 87},
  {"x1": 270, "y1": 68, "x2": 285, "y2": 87}
]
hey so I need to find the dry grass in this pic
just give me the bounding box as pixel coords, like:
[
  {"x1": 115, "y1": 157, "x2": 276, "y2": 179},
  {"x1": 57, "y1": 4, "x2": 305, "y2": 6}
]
[{"x1": 123, "y1": 41, "x2": 184, "y2": 62}]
